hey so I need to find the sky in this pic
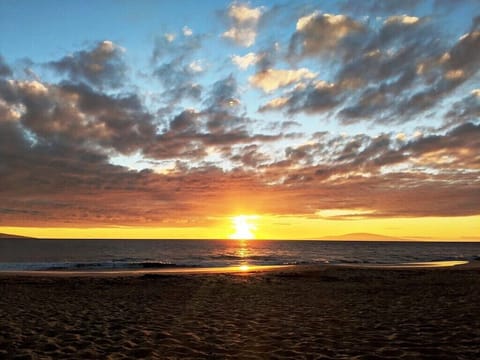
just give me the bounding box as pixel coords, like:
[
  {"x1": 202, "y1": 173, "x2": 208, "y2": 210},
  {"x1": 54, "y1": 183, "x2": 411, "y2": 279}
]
[{"x1": 0, "y1": 0, "x2": 479, "y2": 240}]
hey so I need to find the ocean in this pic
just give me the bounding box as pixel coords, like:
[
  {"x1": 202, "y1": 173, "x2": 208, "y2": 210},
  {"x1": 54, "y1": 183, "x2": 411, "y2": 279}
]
[{"x1": 1, "y1": 239, "x2": 480, "y2": 272}]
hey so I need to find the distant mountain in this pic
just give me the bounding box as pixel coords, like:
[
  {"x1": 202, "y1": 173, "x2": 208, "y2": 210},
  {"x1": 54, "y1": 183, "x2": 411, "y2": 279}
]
[
  {"x1": 0, "y1": 233, "x2": 34, "y2": 239},
  {"x1": 318, "y1": 232, "x2": 405, "y2": 241}
]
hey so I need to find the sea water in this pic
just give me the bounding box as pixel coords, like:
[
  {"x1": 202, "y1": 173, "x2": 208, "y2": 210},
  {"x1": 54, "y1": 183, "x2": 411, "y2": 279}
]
[{"x1": 1, "y1": 239, "x2": 479, "y2": 272}]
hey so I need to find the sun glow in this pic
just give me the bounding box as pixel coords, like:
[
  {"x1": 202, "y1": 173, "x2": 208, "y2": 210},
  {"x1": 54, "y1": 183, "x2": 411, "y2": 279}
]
[{"x1": 229, "y1": 215, "x2": 257, "y2": 240}]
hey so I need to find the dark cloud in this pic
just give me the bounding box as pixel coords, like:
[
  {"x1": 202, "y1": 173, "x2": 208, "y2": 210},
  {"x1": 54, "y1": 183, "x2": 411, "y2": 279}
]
[
  {"x1": 395, "y1": 20, "x2": 480, "y2": 118},
  {"x1": 255, "y1": 122, "x2": 480, "y2": 217},
  {"x1": 151, "y1": 34, "x2": 204, "y2": 104},
  {"x1": 285, "y1": 122, "x2": 479, "y2": 177},
  {"x1": 259, "y1": 80, "x2": 341, "y2": 114},
  {"x1": 0, "y1": 79, "x2": 156, "y2": 155},
  {"x1": 202, "y1": 75, "x2": 251, "y2": 135},
  {"x1": 141, "y1": 75, "x2": 282, "y2": 160},
  {"x1": 0, "y1": 75, "x2": 280, "y2": 164},
  {"x1": 49, "y1": 41, "x2": 127, "y2": 89},
  {"x1": 444, "y1": 90, "x2": 480, "y2": 127},
  {"x1": 471, "y1": 15, "x2": 480, "y2": 31},
  {"x1": 0, "y1": 55, "x2": 12, "y2": 78},
  {"x1": 272, "y1": 12, "x2": 479, "y2": 125},
  {"x1": 0, "y1": 112, "x2": 275, "y2": 226},
  {"x1": 336, "y1": 16, "x2": 446, "y2": 123},
  {"x1": 1, "y1": 4, "x2": 480, "y2": 228},
  {"x1": 396, "y1": 122, "x2": 480, "y2": 170},
  {"x1": 153, "y1": 61, "x2": 203, "y2": 101},
  {"x1": 1, "y1": 111, "x2": 479, "y2": 225},
  {"x1": 169, "y1": 109, "x2": 200, "y2": 133},
  {"x1": 205, "y1": 74, "x2": 240, "y2": 111},
  {"x1": 152, "y1": 33, "x2": 202, "y2": 63},
  {"x1": 230, "y1": 144, "x2": 270, "y2": 168},
  {"x1": 332, "y1": 122, "x2": 480, "y2": 172},
  {"x1": 263, "y1": 13, "x2": 443, "y2": 119},
  {"x1": 288, "y1": 12, "x2": 365, "y2": 59},
  {"x1": 442, "y1": 24, "x2": 480, "y2": 76},
  {"x1": 340, "y1": 0, "x2": 421, "y2": 15},
  {"x1": 143, "y1": 124, "x2": 281, "y2": 160}
]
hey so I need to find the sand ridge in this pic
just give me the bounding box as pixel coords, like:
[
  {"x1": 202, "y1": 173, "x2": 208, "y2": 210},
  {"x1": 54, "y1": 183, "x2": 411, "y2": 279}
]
[{"x1": 1, "y1": 266, "x2": 480, "y2": 359}]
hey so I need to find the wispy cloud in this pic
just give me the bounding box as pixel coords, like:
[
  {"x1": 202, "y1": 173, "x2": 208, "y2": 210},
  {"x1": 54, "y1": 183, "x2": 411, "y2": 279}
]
[{"x1": 223, "y1": 2, "x2": 264, "y2": 47}]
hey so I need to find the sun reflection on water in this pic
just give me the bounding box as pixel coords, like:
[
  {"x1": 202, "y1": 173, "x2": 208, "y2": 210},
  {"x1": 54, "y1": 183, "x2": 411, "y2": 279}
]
[{"x1": 234, "y1": 239, "x2": 251, "y2": 269}]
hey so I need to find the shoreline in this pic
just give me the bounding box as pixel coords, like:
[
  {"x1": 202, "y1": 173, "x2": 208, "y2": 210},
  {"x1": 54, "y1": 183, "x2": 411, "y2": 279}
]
[{"x1": 0, "y1": 260, "x2": 477, "y2": 278}]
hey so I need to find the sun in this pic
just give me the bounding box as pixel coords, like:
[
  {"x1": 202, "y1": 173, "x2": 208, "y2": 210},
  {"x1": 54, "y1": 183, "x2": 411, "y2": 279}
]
[{"x1": 229, "y1": 215, "x2": 257, "y2": 240}]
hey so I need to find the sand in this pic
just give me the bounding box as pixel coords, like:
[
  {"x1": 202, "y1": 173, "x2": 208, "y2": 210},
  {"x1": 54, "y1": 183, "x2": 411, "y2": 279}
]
[{"x1": 1, "y1": 265, "x2": 480, "y2": 359}]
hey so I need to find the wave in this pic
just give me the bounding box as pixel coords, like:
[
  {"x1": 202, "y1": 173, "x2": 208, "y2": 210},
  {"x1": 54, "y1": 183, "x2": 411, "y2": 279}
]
[
  {"x1": 0, "y1": 261, "x2": 182, "y2": 272},
  {"x1": 0, "y1": 254, "x2": 478, "y2": 272}
]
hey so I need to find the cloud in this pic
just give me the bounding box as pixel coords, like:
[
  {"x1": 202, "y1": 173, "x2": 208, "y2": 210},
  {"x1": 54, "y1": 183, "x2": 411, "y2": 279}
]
[
  {"x1": 249, "y1": 68, "x2": 317, "y2": 93},
  {"x1": 152, "y1": 32, "x2": 202, "y2": 62},
  {"x1": 0, "y1": 74, "x2": 285, "y2": 226},
  {"x1": 164, "y1": 33, "x2": 176, "y2": 42},
  {"x1": 399, "y1": 122, "x2": 480, "y2": 170},
  {"x1": 0, "y1": 55, "x2": 12, "y2": 78},
  {"x1": 261, "y1": 10, "x2": 480, "y2": 125},
  {"x1": 334, "y1": 122, "x2": 480, "y2": 173},
  {"x1": 49, "y1": 41, "x2": 127, "y2": 89},
  {"x1": 259, "y1": 80, "x2": 340, "y2": 114},
  {"x1": 223, "y1": 2, "x2": 264, "y2": 47},
  {"x1": 2, "y1": 5, "x2": 480, "y2": 227},
  {"x1": 142, "y1": 75, "x2": 282, "y2": 160},
  {"x1": 258, "y1": 97, "x2": 289, "y2": 111},
  {"x1": 230, "y1": 144, "x2": 270, "y2": 168},
  {"x1": 0, "y1": 99, "x2": 22, "y2": 122},
  {"x1": 201, "y1": 75, "x2": 252, "y2": 135},
  {"x1": 337, "y1": 15, "x2": 433, "y2": 84},
  {"x1": 384, "y1": 15, "x2": 420, "y2": 25},
  {"x1": 255, "y1": 122, "x2": 480, "y2": 217},
  {"x1": 153, "y1": 61, "x2": 203, "y2": 101},
  {"x1": 151, "y1": 33, "x2": 204, "y2": 104},
  {"x1": 182, "y1": 26, "x2": 193, "y2": 36},
  {"x1": 441, "y1": 27, "x2": 480, "y2": 78},
  {"x1": 1, "y1": 92, "x2": 479, "y2": 226},
  {"x1": 472, "y1": 89, "x2": 480, "y2": 97},
  {"x1": 231, "y1": 52, "x2": 260, "y2": 70},
  {"x1": 2, "y1": 69, "x2": 278, "y2": 167},
  {"x1": 395, "y1": 22, "x2": 480, "y2": 118},
  {"x1": 289, "y1": 12, "x2": 365, "y2": 58},
  {"x1": 340, "y1": 0, "x2": 421, "y2": 15},
  {"x1": 0, "y1": 79, "x2": 156, "y2": 155},
  {"x1": 205, "y1": 74, "x2": 240, "y2": 109},
  {"x1": 0, "y1": 118, "x2": 138, "y2": 225},
  {"x1": 169, "y1": 108, "x2": 200, "y2": 133},
  {"x1": 332, "y1": 14, "x2": 479, "y2": 124}
]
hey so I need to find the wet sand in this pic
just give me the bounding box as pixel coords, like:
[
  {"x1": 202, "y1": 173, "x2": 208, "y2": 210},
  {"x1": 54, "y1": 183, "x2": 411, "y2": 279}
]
[{"x1": 1, "y1": 264, "x2": 480, "y2": 359}]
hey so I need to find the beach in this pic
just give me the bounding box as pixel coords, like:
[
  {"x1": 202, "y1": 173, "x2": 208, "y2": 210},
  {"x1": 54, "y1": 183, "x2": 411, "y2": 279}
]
[{"x1": 1, "y1": 265, "x2": 480, "y2": 359}]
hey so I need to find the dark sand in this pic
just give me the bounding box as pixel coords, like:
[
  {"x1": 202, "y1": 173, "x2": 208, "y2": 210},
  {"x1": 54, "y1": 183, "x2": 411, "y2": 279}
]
[{"x1": 1, "y1": 264, "x2": 480, "y2": 359}]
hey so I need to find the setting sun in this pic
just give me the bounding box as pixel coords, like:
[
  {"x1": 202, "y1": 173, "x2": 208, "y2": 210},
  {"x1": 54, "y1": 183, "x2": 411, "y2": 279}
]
[{"x1": 229, "y1": 216, "x2": 257, "y2": 240}]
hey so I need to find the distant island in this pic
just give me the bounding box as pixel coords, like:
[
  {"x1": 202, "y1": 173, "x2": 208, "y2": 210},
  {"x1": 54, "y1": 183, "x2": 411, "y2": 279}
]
[{"x1": 0, "y1": 233, "x2": 34, "y2": 239}]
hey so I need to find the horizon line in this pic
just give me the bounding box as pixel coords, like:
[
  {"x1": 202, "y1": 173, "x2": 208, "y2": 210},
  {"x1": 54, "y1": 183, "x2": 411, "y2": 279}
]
[{"x1": 2, "y1": 237, "x2": 480, "y2": 242}]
